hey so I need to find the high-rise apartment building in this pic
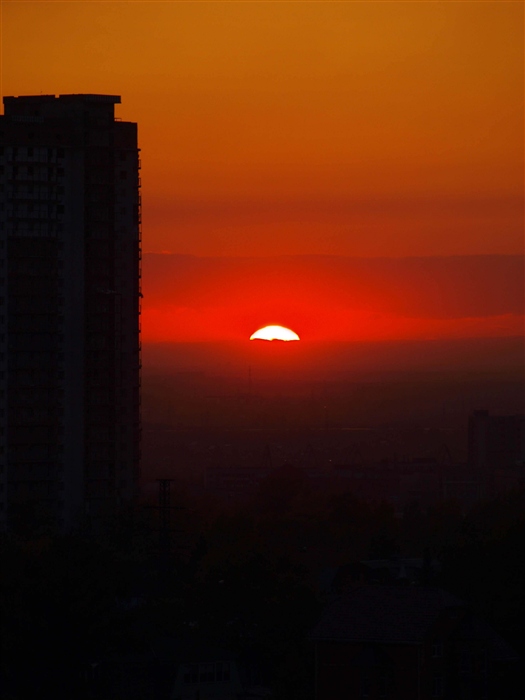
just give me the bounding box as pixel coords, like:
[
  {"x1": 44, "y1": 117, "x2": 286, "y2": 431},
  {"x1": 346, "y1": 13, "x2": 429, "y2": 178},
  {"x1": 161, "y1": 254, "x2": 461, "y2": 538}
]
[{"x1": 0, "y1": 94, "x2": 141, "y2": 532}]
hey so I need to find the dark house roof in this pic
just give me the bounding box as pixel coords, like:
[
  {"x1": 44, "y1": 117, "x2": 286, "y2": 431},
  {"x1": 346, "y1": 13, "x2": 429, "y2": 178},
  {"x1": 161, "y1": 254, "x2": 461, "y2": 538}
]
[
  {"x1": 310, "y1": 585, "x2": 518, "y2": 661},
  {"x1": 311, "y1": 586, "x2": 460, "y2": 644}
]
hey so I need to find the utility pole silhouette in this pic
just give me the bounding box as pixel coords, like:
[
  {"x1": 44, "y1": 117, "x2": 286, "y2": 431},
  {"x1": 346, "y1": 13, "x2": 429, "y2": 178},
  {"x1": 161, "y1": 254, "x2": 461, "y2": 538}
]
[{"x1": 158, "y1": 479, "x2": 173, "y2": 556}]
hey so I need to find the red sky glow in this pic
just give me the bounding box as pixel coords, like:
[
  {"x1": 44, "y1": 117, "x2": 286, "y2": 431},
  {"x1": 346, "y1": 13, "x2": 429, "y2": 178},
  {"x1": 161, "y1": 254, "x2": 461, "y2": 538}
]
[{"x1": 3, "y1": 2, "x2": 523, "y2": 346}]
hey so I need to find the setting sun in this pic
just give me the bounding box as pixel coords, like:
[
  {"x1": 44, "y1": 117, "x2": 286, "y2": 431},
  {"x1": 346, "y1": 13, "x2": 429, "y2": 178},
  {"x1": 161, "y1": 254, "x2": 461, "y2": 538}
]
[{"x1": 250, "y1": 325, "x2": 300, "y2": 342}]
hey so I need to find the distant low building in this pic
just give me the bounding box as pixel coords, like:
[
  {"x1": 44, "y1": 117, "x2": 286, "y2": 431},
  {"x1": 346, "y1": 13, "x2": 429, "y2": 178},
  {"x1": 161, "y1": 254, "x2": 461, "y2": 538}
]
[
  {"x1": 330, "y1": 558, "x2": 441, "y2": 591},
  {"x1": 205, "y1": 463, "x2": 271, "y2": 500},
  {"x1": 170, "y1": 649, "x2": 243, "y2": 700},
  {"x1": 333, "y1": 458, "x2": 443, "y2": 510},
  {"x1": 86, "y1": 639, "x2": 272, "y2": 700}
]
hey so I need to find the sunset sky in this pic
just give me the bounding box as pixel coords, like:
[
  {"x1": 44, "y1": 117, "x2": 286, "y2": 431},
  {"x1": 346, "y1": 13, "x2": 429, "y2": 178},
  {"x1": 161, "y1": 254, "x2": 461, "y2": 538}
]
[{"x1": 2, "y1": 0, "x2": 524, "y2": 343}]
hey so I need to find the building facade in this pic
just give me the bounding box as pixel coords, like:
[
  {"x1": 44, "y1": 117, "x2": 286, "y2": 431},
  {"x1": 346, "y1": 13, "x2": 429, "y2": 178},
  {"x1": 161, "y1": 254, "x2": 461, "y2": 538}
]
[
  {"x1": 0, "y1": 94, "x2": 141, "y2": 532},
  {"x1": 468, "y1": 410, "x2": 525, "y2": 498}
]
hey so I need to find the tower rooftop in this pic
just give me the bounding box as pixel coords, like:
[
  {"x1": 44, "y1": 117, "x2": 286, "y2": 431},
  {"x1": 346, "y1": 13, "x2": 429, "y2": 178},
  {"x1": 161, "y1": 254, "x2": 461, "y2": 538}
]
[{"x1": 3, "y1": 94, "x2": 121, "y2": 105}]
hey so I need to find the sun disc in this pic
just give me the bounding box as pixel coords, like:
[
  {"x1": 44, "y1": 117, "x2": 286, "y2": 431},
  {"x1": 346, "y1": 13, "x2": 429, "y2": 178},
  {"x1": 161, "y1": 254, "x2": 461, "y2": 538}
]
[{"x1": 250, "y1": 325, "x2": 300, "y2": 341}]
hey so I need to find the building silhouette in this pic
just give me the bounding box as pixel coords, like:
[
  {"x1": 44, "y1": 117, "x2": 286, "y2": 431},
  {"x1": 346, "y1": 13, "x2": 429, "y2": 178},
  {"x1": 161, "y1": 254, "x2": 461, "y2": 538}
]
[
  {"x1": 468, "y1": 409, "x2": 525, "y2": 498},
  {"x1": 0, "y1": 94, "x2": 141, "y2": 532}
]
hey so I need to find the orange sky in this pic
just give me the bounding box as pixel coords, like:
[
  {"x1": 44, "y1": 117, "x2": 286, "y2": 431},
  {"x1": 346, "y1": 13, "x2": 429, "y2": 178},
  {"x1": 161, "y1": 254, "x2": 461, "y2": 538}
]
[
  {"x1": 3, "y1": 0, "x2": 523, "y2": 258},
  {"x1": 2, "y1": 1, "x2": 523, "y2": 343}
]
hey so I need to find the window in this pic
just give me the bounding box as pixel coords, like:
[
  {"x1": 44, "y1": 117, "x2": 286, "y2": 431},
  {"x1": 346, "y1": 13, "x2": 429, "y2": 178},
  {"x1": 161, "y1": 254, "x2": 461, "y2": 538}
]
[
  {"x1": 432, "y1": 642, "x2": 443, "y2": 659},
  {"x1": 432, "y1": 675, "x2": 443, "y2": 697},
  {"x1": 379, "y1": 672, "x2": 392, "y2": 698},
  {"x1": 361, "y1": 673, "x2": 370, "y2": 698},
  {"x1": 200, "y1": 664, "x2": 214, "y2": 683}
]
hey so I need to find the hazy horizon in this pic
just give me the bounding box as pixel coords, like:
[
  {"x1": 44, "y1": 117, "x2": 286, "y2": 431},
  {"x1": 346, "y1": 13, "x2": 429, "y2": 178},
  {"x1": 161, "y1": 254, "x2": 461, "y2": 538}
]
[{"x1": 142, "y1": 335, "x2": 525, "y2": 381}]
